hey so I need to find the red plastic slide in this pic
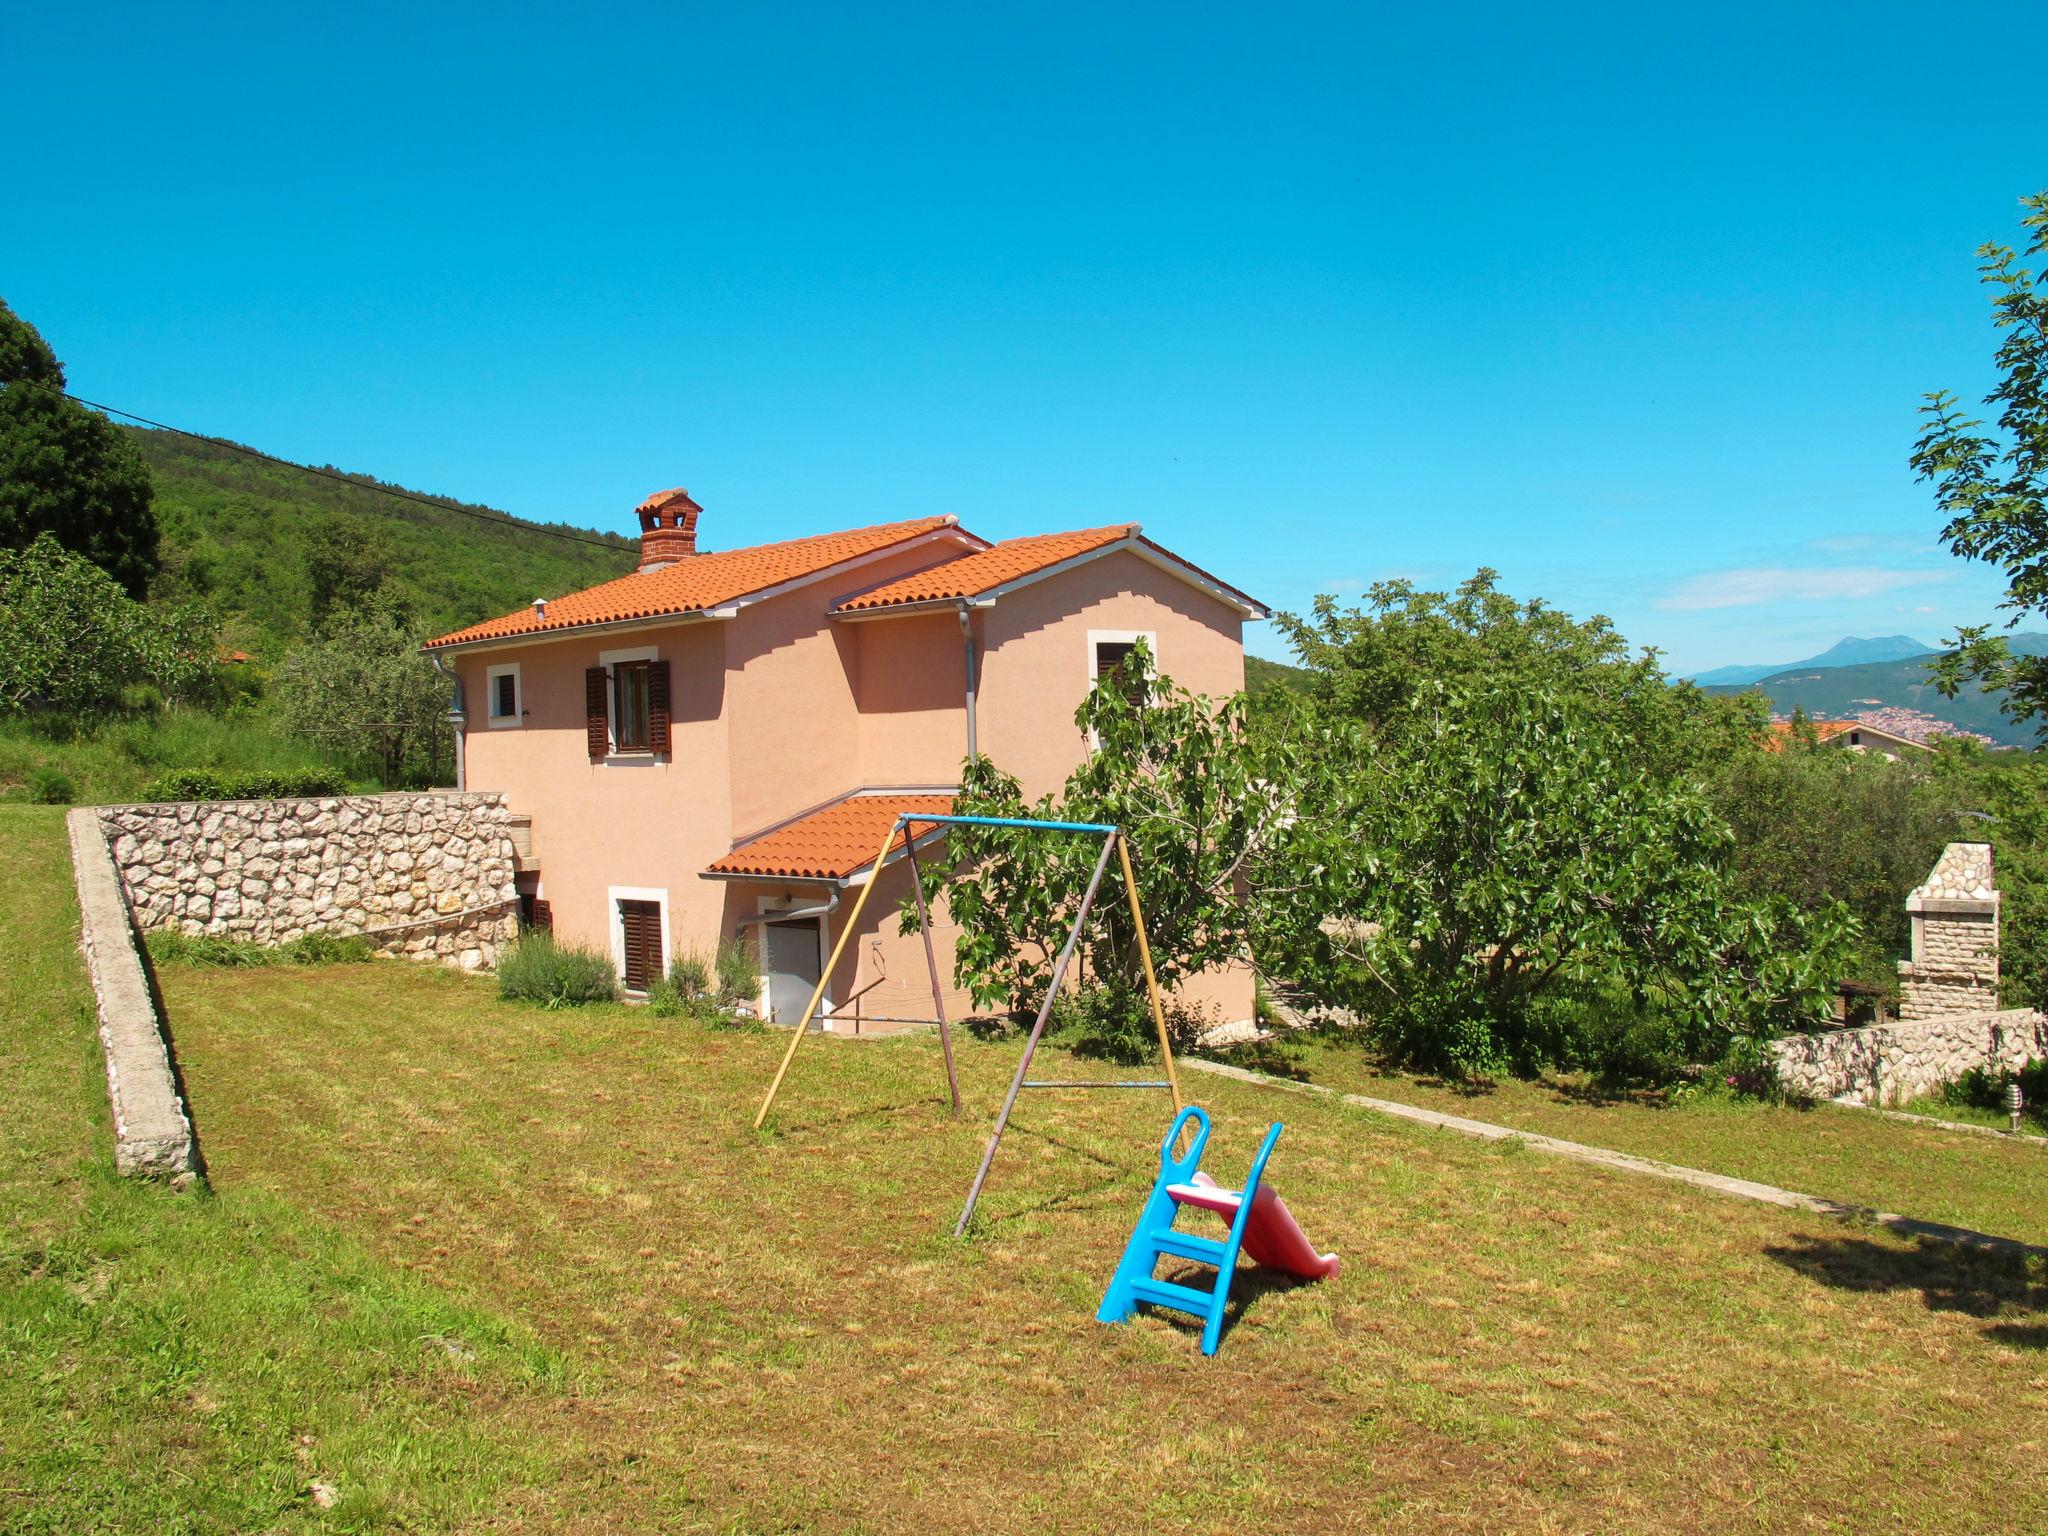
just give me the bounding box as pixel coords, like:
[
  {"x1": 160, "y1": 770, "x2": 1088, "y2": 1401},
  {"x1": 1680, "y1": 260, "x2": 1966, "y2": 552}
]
[{"x1": 1167, "y1": 1171, "x2": 1341, "y2": 1279}]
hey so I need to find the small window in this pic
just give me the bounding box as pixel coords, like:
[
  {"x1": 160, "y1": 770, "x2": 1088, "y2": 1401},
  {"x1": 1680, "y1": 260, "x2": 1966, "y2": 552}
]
[
  {"x1": 485, "y1": 663, "x2": 522, "y2": 728},
  {"x1": 613, "y1": 661, "x2": 652, "y2": 752},
  {"x1": 1093, "y1": 639, "x2": 1149, "y2": 706}
]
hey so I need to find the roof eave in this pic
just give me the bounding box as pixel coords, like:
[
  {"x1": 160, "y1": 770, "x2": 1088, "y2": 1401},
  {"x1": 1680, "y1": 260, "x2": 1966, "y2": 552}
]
[{"x1": 830, "y1": 531, "x2": 1270, "y2": 621}]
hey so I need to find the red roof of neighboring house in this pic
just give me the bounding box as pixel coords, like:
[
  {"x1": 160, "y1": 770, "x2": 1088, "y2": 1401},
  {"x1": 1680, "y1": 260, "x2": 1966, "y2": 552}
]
[
  {"x1": 1761, "y1": 720, "x2": 1859, "y2": 752},
  {"x1": 424, "y1": 517, "x2": 966, "y2": 649},
  {"x1": 833, "y1": 524, "x2": 1268, "y2": 616},
  {"x1": 706, "y1": 791, "x2": 956, "y2": 881}
]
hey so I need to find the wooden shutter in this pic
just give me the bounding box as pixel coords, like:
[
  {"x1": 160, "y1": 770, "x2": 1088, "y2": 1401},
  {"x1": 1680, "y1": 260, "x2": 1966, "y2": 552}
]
[
  {"x1": 584, "y1": 667, "x2": 609, "y2": 760},
  {"x1": 647, "y1": 659, "x2": 672, "y2": 755},
  {"x1": 531, "y1": 898, "x2": 553, "y2": 933},
  {"x1": 617, "y1": 899, "x2": 661, "y2": 991}
]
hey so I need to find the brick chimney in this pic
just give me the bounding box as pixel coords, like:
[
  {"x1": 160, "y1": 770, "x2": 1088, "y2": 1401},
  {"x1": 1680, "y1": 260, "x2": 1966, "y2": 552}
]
[{"x1": 635, "y1": 488, "x2": 702, "y2": 571}]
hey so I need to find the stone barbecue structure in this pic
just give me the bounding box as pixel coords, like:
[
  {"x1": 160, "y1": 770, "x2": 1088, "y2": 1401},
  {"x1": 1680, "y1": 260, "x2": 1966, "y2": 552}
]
[
  {"x1": 98, "y1": 792, "x2": 520, "y2": 969},
  {"x1": 1898, "y1": 842, "x2": 2000, "y2": 1019},
  {"x1": 1774, "y1": 841, "x2": 2046, "y2": 1103}
]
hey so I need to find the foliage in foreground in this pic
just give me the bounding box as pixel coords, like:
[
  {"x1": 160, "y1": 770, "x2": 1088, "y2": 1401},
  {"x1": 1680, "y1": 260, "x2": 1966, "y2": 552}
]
[
  {"x1": 0, "y1": 296, "x2": 159, "y2": 598},
  {"x1": 496, "y1": 930, "x2": 618, "y2": 1008},
  {"x1": 1915, "y1": 190, "x2": 2048, "y2": 735},
  {"x1": 0, "y1": 534, "x2": 215, "y2": 716},
  {"x1": 1262, "y1": 681, "x2": 1856, "y2": 1076}
]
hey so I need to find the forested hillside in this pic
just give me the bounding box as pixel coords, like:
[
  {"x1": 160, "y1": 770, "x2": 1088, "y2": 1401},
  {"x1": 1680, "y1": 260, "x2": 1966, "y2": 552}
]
[{"x1": 132, "y1": 427, "x2": 635, "y2": 652}]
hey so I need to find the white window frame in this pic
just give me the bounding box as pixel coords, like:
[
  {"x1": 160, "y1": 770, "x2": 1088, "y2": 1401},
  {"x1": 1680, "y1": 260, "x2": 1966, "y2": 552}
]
[
  {"x1": 753, "y1": 896, "x2": 834, "y2": 1026},
  {"x1": 598, "y1": 644, "x2": 660, "y2": 761},
  {"x1": 485, "y1": 662, "x2": 523, "y2": 728},
  {"x1": 1086, "y1": 627, "x2": 1158, "y2": 747},
  {"x1": 608, "y1": 884, "x2": 671, "y2": 993}
]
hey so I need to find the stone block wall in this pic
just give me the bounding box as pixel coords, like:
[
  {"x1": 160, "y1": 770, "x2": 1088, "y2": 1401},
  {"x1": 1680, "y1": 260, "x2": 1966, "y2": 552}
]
[
  {"x1": 1773, "y1": 1007, "x2": 2048, "y2": 1105},
  {"x1": 99, "y1": 792, "x2": 519, "y2": 969}
]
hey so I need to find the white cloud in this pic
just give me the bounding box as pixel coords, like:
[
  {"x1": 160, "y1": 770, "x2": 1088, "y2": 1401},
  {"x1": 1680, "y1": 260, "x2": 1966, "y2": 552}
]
[{"x1": 1657, "y1": 565, "x2": 1952, "y2": 612}]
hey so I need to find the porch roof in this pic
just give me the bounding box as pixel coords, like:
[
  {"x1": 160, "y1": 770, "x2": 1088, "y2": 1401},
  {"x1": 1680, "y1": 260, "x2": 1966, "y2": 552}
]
[{"x1": 705, "y1": 789, "x2": 957, "y2": 882}]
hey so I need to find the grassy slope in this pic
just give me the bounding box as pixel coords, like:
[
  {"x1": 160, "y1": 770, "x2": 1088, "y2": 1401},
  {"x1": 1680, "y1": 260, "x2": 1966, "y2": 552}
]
[
  {"x1": 9, "y1": 802, "x2": 2048, "y2": 1529},
  {"x1": 0, "y1": 708, "x2": 363, "y2": 806},
  {"x1": 1214, "y1": 1032, "x2": 2048, "y2": 1247},
  {"x1": 132, "y1": 427, "x2": 636, "y2": 653},
  {"x1": 0, "y1": 808, "x2": 557, "y2": 1532},
  {"x1": 159, "y1": 963, "x2": 2048, "y2": 1531}
]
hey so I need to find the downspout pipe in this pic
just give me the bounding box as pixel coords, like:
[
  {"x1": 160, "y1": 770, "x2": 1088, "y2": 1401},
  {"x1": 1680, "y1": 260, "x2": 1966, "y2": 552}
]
[
  {"x1": 430, "y1": 652, "x2": 466, "y2": 792},
  {"x1": 958, "y1": 602, "x2": 979, "y2": 764}
]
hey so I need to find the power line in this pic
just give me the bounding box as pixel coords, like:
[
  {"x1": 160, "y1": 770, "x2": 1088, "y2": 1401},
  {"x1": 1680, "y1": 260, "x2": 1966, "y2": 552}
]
[{"x1": 10, "y1": 379, "x2": 636, "y2": 556}]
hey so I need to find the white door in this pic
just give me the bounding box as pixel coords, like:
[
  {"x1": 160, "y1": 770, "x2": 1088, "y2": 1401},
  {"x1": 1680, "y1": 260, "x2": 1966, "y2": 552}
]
[{"x1": 765, "y1": 918, "x2": 823, "y2": 1026}]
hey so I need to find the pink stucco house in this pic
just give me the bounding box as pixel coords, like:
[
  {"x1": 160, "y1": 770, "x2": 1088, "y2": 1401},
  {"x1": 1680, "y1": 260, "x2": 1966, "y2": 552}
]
[{"x1": 423, "y1": 488, "x2": 1268, "y2": 1031}]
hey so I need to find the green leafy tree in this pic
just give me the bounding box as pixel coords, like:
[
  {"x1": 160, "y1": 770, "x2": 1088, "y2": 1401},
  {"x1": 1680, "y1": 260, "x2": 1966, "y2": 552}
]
[
  {"x1": 1914, "y1": 192, "x2": 2048, "y2": 730},
  {"x1": 1260, "y1": 682, "x2": 1856, "y2": 1075},
  {"x1": 1710, "y1": 741, "x2": 1957, "y2": 980},
  {"x1": 302, "y1": 511, "x2": 399, "y2": 628},
  {"x1": 1275, "y1": 569, "x2": 1761, "y2": 775},
  {"x1": 0, "y1": 298, "x2": 159, "y2": 597},
  {"x1": 270, "y1": 596, "x2": 449, "y2": 786},
  {"x1": 0, "y1": 534, "x2": 151, "y2": 715},
  {"x1": 924, "y1": 645, "x2": 1290, "y2": 1055}
]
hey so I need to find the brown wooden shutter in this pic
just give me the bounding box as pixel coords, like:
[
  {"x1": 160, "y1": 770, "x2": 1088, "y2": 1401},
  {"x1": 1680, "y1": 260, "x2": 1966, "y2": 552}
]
[
  {"x1": 617, "y1": 898, "x2": 661, "y2": 990},
  {"x1": 647, "y1": 659, "x2": 672, "y2": 754},
  {"x1": 584, "y1": 667, "x2": 609, "y2": 760},
  {"x1": 531, "y1": 898, "x2": 552, "y2": 933}
]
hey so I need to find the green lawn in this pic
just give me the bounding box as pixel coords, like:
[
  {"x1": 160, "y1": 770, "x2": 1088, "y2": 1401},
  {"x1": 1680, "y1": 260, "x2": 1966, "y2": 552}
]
[
  {"x1": 1210, "y1": 1030, "x2": 2048, "y2": 1249},
  {"x1": 7, "y1": 802, "x2": 2048, "y2": 1532}
]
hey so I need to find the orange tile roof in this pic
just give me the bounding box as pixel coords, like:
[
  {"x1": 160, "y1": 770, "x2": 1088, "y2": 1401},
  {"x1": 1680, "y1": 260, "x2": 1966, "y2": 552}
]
[
  {"x1": 1761, "y1": 720, "x2": 1858, "y2": 752},
  {"x1": 424, "y1": 517, "x2": 964, "y2": 649},
  {"x1": 707, "y1": 791, "x2": 956, "y2": 881},
  {"x1": 833, "y1": 525, "x2": 1138, "y2": 611}
]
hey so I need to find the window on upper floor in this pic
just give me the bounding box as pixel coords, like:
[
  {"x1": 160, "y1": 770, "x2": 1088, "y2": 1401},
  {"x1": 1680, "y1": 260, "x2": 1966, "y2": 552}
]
[
  {"x1": 486, "y1": 663, "x2": 522, "y2": 728},
  {"x1": 584, "y1": 651, "x2": 672, "y2": 760},
  {"x1": 1089, "y1": 631, "x2": 1156, "y2": 708}
]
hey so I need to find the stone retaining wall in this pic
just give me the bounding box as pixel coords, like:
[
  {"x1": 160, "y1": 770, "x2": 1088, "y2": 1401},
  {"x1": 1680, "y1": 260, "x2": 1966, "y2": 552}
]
[
  {"x1": 98, "y1": 792, "x2": 519, "y2": 970},
  {"x1": 66, "y1": 810, "x2": 202, "y2": 1184},
  {"x1": 1772, "y1": 1007, "x2": 2048, "y2": 1105}
]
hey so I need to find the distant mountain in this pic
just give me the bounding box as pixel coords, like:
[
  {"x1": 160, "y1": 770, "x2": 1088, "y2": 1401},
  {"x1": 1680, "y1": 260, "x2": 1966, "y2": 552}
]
[
  {"x1": 1688, "y1": 635, "x2": 1937, "y2": 689},
  {"x1": 1700, "y1": 635, "x2": 2048, "y2": 748}
]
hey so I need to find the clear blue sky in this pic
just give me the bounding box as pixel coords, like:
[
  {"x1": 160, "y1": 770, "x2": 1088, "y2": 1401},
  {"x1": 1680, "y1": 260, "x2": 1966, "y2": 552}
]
[{"x1": 3, "y1": 2, "x2": 2042, "y2": 672}]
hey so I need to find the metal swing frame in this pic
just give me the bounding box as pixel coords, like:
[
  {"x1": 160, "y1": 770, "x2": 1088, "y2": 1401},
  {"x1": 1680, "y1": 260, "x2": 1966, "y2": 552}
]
[{"x1": 751, "y1": 811, "x2": 1182, "y2": 1236}]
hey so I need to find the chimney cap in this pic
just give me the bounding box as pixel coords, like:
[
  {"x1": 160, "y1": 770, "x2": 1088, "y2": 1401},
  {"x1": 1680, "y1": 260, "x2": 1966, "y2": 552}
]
[
  {"x1": 637, "y1": 486, "x2": 700, "y2": 516},
  {"x1": 531, "y1": 597, "x2": 548, "y2": 619}
]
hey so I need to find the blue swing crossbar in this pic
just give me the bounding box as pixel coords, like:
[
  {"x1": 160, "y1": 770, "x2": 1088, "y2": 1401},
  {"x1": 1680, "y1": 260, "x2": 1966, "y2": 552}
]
[
  {"x1": 1097, "y1": 1105, "x2": 1284, "y2": 1356},
  {"x1": 892, "y1": 812, "x2": 1121, "y2": 835}
]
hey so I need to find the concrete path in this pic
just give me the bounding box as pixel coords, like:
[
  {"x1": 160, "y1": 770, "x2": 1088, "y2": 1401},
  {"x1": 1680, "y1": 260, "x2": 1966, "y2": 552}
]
[{"x1": 1182, "y1": 1056, "x2": 2046, "y2": 1260}]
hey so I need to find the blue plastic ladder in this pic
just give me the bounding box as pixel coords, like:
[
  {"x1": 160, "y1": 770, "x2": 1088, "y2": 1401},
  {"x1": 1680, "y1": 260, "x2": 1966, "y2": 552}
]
[{"x1": 1097, "y1": 1105, "x2": 1283, "y2": 1356}]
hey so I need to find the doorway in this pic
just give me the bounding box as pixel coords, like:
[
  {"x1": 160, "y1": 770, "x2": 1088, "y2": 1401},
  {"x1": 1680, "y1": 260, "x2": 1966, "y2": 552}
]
[{"x1": 764, "y1": 917, "x2": 824, "y2": 1026}]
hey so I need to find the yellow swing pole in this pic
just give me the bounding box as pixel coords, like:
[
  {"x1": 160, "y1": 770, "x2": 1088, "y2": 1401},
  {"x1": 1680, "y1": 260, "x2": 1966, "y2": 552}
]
[
  {"x1": 1116, "y1": 833, "x2": 1182, "y2": 1113},
  {"x1": 753, "y1": 818, "x2": 904, "y2": 1130}
]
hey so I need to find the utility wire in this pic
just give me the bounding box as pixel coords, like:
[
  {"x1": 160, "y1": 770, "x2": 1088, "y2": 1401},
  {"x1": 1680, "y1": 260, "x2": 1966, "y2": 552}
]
[{"x1": 8, "y1": 379, "x2": 635, "y2": 556}]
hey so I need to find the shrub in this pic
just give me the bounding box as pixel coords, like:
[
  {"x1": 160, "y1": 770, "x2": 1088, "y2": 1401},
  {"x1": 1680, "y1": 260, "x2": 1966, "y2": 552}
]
[
  {"x1": 28, "y1": 766, "x2": 73, "y2": 804},
  {"x1": 1048, "y1": 982, "x2": 1202, "y2": 1064},
  {"x1": 144, "y1": 927, "x2": 375, "y2": 967},
  {"x1": 715, "y1": 937, "x2": 761, "y2": 1013},
  {"x1": 1940, "y1": 1058, "x2": 2048, "y2": 1116},
  {"x1": 140, "y1": 767, "x2": 349, "y2": 803},
  {"x1": 647, "y1": 952, "x2": 717, "y2": 1020},
  {"x1": 497, "y1": 930, "x2": 617, "y2": 1009}
]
